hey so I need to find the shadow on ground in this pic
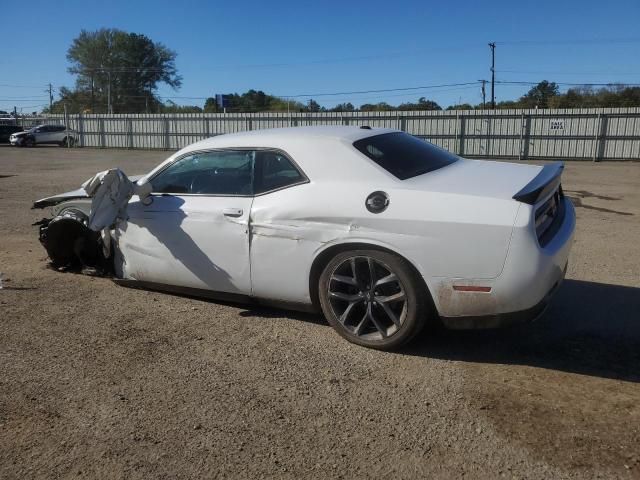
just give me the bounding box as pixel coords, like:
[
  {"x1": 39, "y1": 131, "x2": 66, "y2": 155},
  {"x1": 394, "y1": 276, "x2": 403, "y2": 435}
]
[
  {"x1": 405, "y1": 279, "x2": 640, "y2": 382},
  {"x1": 237, "y1": 279, "x2": 640, "y2": 382},
  {"x1": 564, "y1": 190, "x2": 634, "y2": 216}
]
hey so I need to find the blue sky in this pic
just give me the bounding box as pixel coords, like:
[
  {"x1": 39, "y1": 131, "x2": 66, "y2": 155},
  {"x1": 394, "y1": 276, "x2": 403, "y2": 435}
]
[{"x1": 1, "y1": 0, "x2": 639, "y2": 112}]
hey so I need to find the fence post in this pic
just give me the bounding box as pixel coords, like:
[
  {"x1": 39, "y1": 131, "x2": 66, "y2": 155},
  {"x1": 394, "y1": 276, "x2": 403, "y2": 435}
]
[
  {"x1": 594, "y1": 113, "x2": 608, "y2": 162},
  {"x1": 399, "y1": 115, "x2": 406, "y2": 132},
  {"x1": 163, "y1": 116, "x2": 170, "y2": 150},
  {"x1": 99, "y1": 118, "x2": 106, "y2": 148},
  {"x1": 204, "y1": 115, "x2": 210, "y2": 139},
  {"x1": 128, "y1": 117, "x2": 134, "y2": 149},
  {"x1": 521, "y1": 114, "x2": 531, "y2": 160},
  {"x1": 458, "y1": 114, "x2": 465, "y2": 156},
  {"x1": 78, "y1": 113, "x2": 85, "y2": 148}
]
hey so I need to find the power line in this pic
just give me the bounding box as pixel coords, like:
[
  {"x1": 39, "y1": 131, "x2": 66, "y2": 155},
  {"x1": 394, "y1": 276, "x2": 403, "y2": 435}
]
[
  {"x1": 0, "y1": 83, "x2": 49, "y2": 89},
  {"x1": 0, "y1": 95, "x2": 49, "y2": 100},
  {"x1": 280, "y1": 82, "x2": 480, "y2": 98},
  {"x1": 295, "y1": 85, "x2": 481, "y2": 104},
  {"x1": 151, "y1": 82, "x2": 480, "y2": 101},
  {"x1": 0, "y1": 99, "x2": 50, "y2": 103},
  {"x1": 497, "y1": 80, "x2": 640, "y2": 87},
  {"x1": 495, "y1": 37, "x2": 640, "y2": 46},
  {"x1": 496, "y1": 69, "x2": 640, "y2": 76}
]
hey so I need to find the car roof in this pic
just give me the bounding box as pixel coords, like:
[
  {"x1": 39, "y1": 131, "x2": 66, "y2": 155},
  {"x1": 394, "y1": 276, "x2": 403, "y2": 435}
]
[
  {"x1": 143, "y1": 126, "x2": 404, "y2": 185},
  {"x1": 180, "y1": 125, "x2": 398, "y2": 152}
]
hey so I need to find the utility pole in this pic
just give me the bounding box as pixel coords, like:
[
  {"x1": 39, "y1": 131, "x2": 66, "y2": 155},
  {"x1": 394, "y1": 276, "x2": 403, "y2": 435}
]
[
  {"x1": 488, "y1": 42, "x2": 496, "y2": 109},
  {"x1": 478, "y1": 80, "x2": 487, "y2": 108},
  {"x1": 107, "y1": 71, "x2": 112, "y2": 114},
  {"x1": 90, "y1": 73, "x2": 95, "y2": 113},
  {"x1": 47, "y1": 83, "x2": 53, "y2": 111}
]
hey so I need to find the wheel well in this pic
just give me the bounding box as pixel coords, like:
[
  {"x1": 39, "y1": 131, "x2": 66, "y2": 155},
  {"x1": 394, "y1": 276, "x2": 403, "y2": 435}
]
[
  {"x1": 41, "y1": 208, "x2": 105, "y2": 270},
  {"x1": 308, "y1": 242, "x2": 430, "y2": 311}
]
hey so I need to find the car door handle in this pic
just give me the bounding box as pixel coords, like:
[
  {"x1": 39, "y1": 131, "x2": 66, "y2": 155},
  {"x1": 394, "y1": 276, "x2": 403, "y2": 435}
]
[{"x1": 223, "y1": 208, "x2": 243, "y2": 217}]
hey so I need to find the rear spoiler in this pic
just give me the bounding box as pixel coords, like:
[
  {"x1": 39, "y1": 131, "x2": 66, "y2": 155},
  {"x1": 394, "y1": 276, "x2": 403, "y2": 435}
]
[{"x1": 513, "y1": 162, "x2": 564, "y2": 205}]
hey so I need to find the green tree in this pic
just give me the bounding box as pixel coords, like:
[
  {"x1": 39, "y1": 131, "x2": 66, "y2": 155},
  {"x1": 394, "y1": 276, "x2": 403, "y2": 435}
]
[
  {"x1": 305, "y1": 99, "x2": 323, "y2": 112},
  {"x1": 445, "y1": 103, "x2": 474, "y2": 111},
  {"x1": 47, "y1": 28, "x2": 181, "y2": 114},
  {"x1": 519, "y1": 80, "x2": 559, "y2": 109},
  {"x1": 397, "y1": 97, "x2": 442, "y2": 111},
  {"x1": 161, "y1": 100, "x2": 202, "y2": 113},
  {"x1": 330, "y1": 102, "x2": 355, "y2": 112},
  {"x1": 496, "y1": 100, "x2": 521, "y2": 109},
  {"x1": 360, "y1": 102, "x2": 395, "y2": 111},
  {"x1": 203, "y1": 97, "x2": 220, "y2": 113}
]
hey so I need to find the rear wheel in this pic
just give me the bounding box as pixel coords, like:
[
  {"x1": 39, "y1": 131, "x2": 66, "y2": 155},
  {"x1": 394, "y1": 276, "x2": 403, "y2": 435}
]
[{"x1": 318, "y1": 249, "x2": 427, "y2": 350}]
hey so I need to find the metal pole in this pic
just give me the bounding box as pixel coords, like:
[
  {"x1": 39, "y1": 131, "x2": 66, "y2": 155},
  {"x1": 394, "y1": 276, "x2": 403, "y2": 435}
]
[
  {"x1": 518, "y1": 111, "x2": 524, "y2": 160},
  {"x1": 107, "y1": 71, "x2": 112, "y2": 114},
  {"x1": 489, "y1": 43, "x2": 496, "y2": 109},
  {"x1": 64, "y1": 103, "x2": 69, "y2": 148},
  {"x1": 593, "y1": 113, "x2": 602, "y2": 162},
  {"x1": 90, "y1": 73, "x2": 94, "y2": 113},
  {"x1": 478, "y1": 80, "x2": 487, "y2": 109}
]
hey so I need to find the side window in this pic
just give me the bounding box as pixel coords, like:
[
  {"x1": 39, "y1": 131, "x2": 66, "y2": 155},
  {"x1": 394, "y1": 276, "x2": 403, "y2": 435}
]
[
  {"x1": 151, "y1": 150, "x2": 255, "y2": 195},
  {"x1": 254, "y1": 151, "x2": 305, "y2": 194}
]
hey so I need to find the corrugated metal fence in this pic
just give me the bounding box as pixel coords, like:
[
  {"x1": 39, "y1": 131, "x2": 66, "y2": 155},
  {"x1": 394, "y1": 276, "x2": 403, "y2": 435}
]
[{"x1": 10, "y1": 108, "x2": 640, "y2": 160}]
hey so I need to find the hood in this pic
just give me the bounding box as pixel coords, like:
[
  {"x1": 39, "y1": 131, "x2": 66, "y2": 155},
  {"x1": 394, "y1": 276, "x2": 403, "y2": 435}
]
[
  {"x1": 10, "y1": 131, "x2": 28, "y2": 137},
  {"x1": 400, "y1": 158, "x2": 543, "y2": 201},
  {"x1": 32, "y1": 174, "x2": 144, "y2": 209}
]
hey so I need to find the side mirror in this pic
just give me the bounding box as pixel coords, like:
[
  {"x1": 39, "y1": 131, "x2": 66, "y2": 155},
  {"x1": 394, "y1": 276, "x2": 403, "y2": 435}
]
[{"x1": 134, "y1": 178, "x2": 153, "y2": 205}]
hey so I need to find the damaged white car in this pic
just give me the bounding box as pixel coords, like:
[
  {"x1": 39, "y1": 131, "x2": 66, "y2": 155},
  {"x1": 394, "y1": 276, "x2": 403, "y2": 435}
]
[{"x1": 33, "y1": 126, "x2": 575, "y2": 350}]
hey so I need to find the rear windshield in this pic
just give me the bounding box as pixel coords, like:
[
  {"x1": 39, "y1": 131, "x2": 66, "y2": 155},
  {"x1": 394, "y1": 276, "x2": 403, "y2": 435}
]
[{"x1": 353, "y1": 132, "x2": 458, "y2": 180}]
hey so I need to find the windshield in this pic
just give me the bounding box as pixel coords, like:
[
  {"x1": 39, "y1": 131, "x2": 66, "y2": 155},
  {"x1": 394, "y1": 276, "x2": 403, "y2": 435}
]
[{"x1": 353, "y1": 132, "x2": 459, "y2": 180}]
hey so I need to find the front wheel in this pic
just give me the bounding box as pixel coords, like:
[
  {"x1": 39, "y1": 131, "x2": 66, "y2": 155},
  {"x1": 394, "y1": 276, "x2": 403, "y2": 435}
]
[
  {"x1": 61, "y1": 136, "x2": 75, "y2": 147},
  {"x1": 318, "y1": 250, "x2": 428, "y2": 350}
]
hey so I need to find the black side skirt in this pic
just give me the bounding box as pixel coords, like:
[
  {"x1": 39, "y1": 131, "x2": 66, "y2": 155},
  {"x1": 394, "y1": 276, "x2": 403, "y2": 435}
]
[{"x1": 113, "y1": 279, "x2": 318, "y2": 313}]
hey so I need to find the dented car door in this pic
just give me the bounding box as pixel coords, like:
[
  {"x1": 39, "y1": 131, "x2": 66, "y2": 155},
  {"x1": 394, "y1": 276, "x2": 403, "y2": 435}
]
[{"x1": 114, "y1": 150, "x2": 256, "y2": 295}]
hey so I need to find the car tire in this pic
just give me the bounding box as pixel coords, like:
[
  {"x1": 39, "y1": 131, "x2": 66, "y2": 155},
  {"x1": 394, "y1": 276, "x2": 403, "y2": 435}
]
[
  {"x1": 25, "y1": 137, "x2": 35, "y2": 147},
  {"x1": 318, "y1": 249, "x2": 428, "y2": 350},
  {"x1": 61, "y1": 136, "x2": 75, "y2": 147}
]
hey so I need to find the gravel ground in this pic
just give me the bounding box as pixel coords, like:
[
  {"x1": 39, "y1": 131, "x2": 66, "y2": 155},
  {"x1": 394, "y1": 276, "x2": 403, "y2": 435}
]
[{"x1": 1, "y1": 145, "x2": 639, "y2": 479}]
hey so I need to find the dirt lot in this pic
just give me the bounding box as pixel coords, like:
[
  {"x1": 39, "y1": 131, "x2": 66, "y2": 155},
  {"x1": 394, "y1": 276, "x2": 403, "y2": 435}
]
[{"x1": 1, "y1": 145, "x2": 639, "y2": 479}]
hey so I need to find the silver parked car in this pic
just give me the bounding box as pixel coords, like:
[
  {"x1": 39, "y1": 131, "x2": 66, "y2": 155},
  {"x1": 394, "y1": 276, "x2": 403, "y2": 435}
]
[{"x1": 9, "y1": 124, "x2": 77, "y2": 147}]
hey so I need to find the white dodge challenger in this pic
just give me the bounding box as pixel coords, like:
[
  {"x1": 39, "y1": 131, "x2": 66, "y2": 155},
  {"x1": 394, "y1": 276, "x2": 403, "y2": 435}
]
[{"x1": 33, "y1": 126, "x2": 575, "y2": 350}]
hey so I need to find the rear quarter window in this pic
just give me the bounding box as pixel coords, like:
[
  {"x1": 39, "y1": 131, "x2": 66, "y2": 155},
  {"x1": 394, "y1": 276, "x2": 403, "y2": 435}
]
[{"x1": 353, "y1": 132, "x2": 458, "y2": 180}]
